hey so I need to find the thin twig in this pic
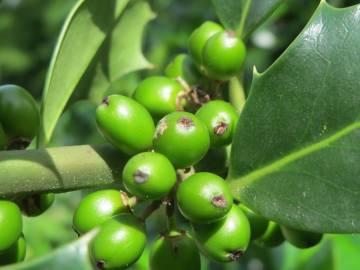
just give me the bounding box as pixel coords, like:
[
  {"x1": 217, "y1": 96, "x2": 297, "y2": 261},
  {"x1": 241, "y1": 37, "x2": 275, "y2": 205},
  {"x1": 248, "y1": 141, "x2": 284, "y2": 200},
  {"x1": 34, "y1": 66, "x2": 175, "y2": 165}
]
[{"x1": 139, "y1": 200, "x2": 162, "y2": 221}]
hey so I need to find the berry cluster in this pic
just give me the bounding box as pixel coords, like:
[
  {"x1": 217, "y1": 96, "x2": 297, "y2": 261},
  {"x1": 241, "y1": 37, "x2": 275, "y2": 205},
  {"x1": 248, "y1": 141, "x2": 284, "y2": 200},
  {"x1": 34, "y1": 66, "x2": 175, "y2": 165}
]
[
  {"x1": 72, "y1": 22, "x2": 323, "y2": 270},
  {"x1": 0, "y1": 85, "x2": 55, "y2": 266}
]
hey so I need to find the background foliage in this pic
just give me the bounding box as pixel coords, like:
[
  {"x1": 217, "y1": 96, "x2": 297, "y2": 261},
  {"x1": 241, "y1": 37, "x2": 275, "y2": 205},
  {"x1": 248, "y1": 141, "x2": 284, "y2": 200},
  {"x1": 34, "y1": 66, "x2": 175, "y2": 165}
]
[{"x1": 0, "y1": 0, "x2": 359, "y2": 269}]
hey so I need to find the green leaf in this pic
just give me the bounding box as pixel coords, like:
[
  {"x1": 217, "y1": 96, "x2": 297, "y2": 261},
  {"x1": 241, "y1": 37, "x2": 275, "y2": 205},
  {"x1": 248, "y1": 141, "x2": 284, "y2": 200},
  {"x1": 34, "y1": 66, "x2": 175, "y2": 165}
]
[
  {"x1": 3, "y1": 231, "x2": 96, "y2": 270},
  {"x1": 38, "y1": 0, "x2": 130, "y2": 147},
  {"x1": 1, "y1": 229, "x2": 150, "y2": 270},
  {"x1": 229, "y1": 2, "x2": 360, "y2": 233},
  {"x1": 81, "y1": 1, "x2": 155, "y2": 104},
  {"x1": 211, "y1": 0, "x2": 284, "y2": 38}
]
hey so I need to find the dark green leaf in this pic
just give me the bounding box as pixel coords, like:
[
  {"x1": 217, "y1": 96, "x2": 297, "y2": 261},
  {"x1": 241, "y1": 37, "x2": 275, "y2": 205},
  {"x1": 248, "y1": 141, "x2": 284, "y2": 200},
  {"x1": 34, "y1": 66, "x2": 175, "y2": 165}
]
[
  {"x1": 211, "y1": 0, "x2": 284, "y2": 38},
  {"x1": 229, "y1": 2, "x2": 360, "y2": 233},
  {"x1": 38, "y1": 0, "x2": 130, "y2": 147},
  {"x1": 81, "y1": 1, "x2": 155, "y2": 104}
]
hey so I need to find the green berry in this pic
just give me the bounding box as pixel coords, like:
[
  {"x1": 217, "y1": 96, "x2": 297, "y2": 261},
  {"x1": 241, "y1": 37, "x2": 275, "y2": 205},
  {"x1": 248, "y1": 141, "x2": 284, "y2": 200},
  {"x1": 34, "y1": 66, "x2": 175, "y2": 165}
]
[
  {"x1": 0, "y1": 200, "x2": 22, "y2": 251},
  {"x1": 153, "y1": 112, "x2": 210, "y2": 168},
  {"x1": 192, "y1": 205, "x2": 250, "y2": 262},
  {"x1": 177, "y1": 172, "x2": 233, "y2": 224},
  {"x1": 123, "y1": 152, "x2": 177, "y2": 200},
  {"x1": 188, "y1": 21, "x2": 223, "y2": 65},
  {"x1": 73, "y1": 189, "x2": 129, "y2": 235},
  {"x1": 0, "y1": 84, "x2": 39, "y2": 148},
  {"x1": 90, "y1": 214, "x2": 147, "y2": 270},
  {"x1": 281, "y1": 226, "x2": 323, "y2": 249},
  {"x1": 149, "y1": 230, "x2": 200, "y2": 270},
  {"x1": 96, "y1": 95, "x2": 155, "y2": 155},
  {"x1": 239, "y1": 204, "x2": 268, "y2": 240},
  {"x1": 0, "y1": 234, "x2": 26, "y2": 266},
  {"x1": 165, "y1": 54, "x2": 200, "y2": 86},
  {"x1": 18, "y1": 193, "x2": 55, "y2": 217},
  {"x1": 133, "y1": 76, "x2": 184, "y2": 121},
  {"x1": 256, "y1": 221, "x2": 285, "y2": 248},
  {"x1": 203, "y1": 31, "x2": 246, "y2": 81},
  {"x1": 196, "y1": 100, "x2": 238, "y2": 147}
]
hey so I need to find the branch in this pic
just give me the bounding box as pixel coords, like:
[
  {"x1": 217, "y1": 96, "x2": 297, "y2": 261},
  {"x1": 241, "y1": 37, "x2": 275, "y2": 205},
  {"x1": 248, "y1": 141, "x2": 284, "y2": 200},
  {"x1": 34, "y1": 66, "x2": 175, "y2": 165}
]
[{"x1": 0, "y1": 144, "x2": 127, "y2": 197}]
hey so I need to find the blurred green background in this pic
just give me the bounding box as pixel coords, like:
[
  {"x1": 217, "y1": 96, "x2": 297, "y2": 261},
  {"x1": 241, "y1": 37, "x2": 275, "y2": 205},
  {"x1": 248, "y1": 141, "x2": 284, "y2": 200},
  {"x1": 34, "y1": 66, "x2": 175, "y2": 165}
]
[{"x1": 0, "y1": 0, "x2": 360, "y2": 269}]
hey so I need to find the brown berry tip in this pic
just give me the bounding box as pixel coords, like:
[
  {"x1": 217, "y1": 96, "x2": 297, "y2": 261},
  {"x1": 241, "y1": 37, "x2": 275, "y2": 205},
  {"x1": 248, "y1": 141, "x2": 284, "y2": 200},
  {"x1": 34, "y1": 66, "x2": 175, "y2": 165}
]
[
  {"x1": 211, "y1": 194, "x2": 228, "y2": 208},
  {"x1": 101, "y1": 96, "x2": 109, "y2": 106},
  {"x1": 177, "y1": 117, "x2": 194, "y2": 129},
  {"x1": 225, "y1": 30, "x2": 236, "y2": 38},
  {"x1": 228, "y1": 250, "x2": 244, "y2": 261},
  {"x1": 96, "y1": 260, "x2": 105, "y2": 270},
  {"x1": 133, "y1": 169, "x2": 149, "y2": 184},
  {"x1": 214, "y1": 122, "x2": 228, "y2": 136}
]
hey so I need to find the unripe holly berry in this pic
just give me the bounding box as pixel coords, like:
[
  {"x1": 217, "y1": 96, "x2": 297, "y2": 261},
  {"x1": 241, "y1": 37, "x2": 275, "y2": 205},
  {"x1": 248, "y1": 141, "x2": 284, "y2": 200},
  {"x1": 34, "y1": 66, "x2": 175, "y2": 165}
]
[
  {"x1": 196, "y1": 100, "x2": 238, "y2": 147},
  {"x1": 73, "y1": 189, "x2": 129, "y2": 235},
  {"x1": 153, "y1": 112, "x2": 210, "y2": 168},
  {"x1": 239, "y1": 204, "x2": 268, "y2": 240},
  {"x1": 123, "y1": 152, "x2": 177, "y2": 200},
  {"x1": 192, "y1": 205, "x2": 250, "y2": 262},
  {"x1": 96, "y1": 95, "x2": 155, "y2": 155},
  {"x1": 0, "y1": 84, "x2": 39, "y2": 148},
  {"x1": 281, "y1": 226, "x2": 323, "y2": 249},
  {"x1": 90, "y1": 214, "x2": 147, "y2": 270},
  {"x1": 194, "y1": 147, "x2": 228, "y2": 177},
  {"x1": 18, "y1": 193, "x2": 55, "y2": 217},
  {"x1": 256, "y1": 221, "x2": 284, "y2": 248},
  {"x1": 188, "y1": 21, "x2": 223, "y2": 65},
  {"x1": 165, "y1": 54, "x2": 200, "y2": 86},
  {"x1": 203, "y1": 31, "x2": 246, "y2": 81},
  {"x1": 133, "y1": 76, "x2": 185, "y2": 121},
  {"x1": 177, "y1": 172, "x2": 233, "y2": 224},
  {"x1": 0, "y1": 200, "x2": 22, "y2": 251},
  {"x1": 0, "y1": 234, "x2": 26, "y2": 266},
  {"x1": 149, "y1": 230, "x2": 200, "y2": 270}
]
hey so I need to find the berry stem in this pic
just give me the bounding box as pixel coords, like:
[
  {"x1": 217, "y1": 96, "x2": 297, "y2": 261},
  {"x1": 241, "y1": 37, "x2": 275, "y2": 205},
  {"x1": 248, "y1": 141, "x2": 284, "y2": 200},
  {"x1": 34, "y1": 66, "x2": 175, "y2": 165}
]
[
  {"x1": 209, "y1": 80, "x2": 223, "y2": 100},
  {"x1": 127, "y1": 196, "x2": 139, "y2": 208},
  {"x1": 229, "y1": 75, "x2": 246, "y2": 113},
  {"x1": 167, "y1": 215, "x2": 177, "y2": 231},
  {"x1": 165, "y1": 188, "x2": 178, "y2": 231},
  {"x1": 176, "y1": 77, "x2": 191, "y2": 93},
  {"x1": 139, "y1": 200, "x2": 162, "y2": 221},
  {"x1": 176, "y1": 167, "x2": 194, "y2": 182}
]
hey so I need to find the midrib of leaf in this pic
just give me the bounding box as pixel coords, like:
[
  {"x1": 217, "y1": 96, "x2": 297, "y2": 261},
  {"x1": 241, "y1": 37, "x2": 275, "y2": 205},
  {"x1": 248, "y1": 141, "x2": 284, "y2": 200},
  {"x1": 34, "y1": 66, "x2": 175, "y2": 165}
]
[
  {"x1": 236, "y1": 0, "x2": 252, "y2": 36},
  {"x1": 37, "y1": 0, "x2": 130, "y2": 148},
  {"x1": 40, "y1": 0, "x2": 84, "y2": 102},
  {"x1": 229, "y1": 121, "x2": 360, "y2": 191}
]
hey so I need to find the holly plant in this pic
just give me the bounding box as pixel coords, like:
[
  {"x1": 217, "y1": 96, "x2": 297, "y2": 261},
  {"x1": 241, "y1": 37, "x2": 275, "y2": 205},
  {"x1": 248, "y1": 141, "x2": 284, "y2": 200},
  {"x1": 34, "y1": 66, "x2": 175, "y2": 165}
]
[{"x1": 0, "y1": 0, "x2": 360, "y2": 269}]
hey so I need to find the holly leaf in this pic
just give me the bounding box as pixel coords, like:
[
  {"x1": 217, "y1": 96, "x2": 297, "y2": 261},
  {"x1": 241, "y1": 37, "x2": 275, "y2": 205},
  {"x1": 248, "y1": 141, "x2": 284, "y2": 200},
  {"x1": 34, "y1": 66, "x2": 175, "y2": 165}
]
[
  {"x1": 211, "y1": 0, "x2": 284, "y2": 38},
  {"x1": 3, "y1": 229, "x2": 149, "y2": 270},
  {"x1": 78, "y1": 1, "x2": 155, "y2": 104},
  {"x1": 229, "y1": 2, "x2": 360, "y2": 233},
  {"x1": 4, "y1": 232, "x2": 96, "y2": 270},
  {"x1": 38, "y1": 0, "x2": 154, "y2": 147}
]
